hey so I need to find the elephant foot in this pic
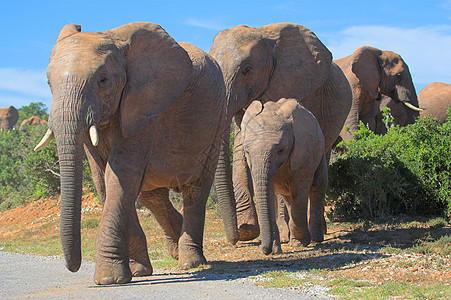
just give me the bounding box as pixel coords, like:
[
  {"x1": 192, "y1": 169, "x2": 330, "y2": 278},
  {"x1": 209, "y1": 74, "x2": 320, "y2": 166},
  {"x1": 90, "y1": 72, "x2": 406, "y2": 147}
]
[
  {"x1": 289, "y1": 235, "x2": 311, "y2": 247},
  {"x1": 289, "y1": 238, "x2": 304, "y2": 248},
  {"x1": 166, "y1": 239, "x2": 179, "y2": 260},
  {"x1": 129, "y1": 258, "x2": 153, "y2": 277},
  {"x1": 290, "y1": 225, "x2": 311, "y2": 247},
  {"x1": 94, "y1": 260, "x2": 132, "y2": 285},
  {"x1": 311, "y1": 231, "x2": 324, "y2": 244},
  {"x1": 178, "y1": 248, "x2": 207, "y2": 269},
  {"x1": 310, "y1": 222, "x2": 325, "y2": 244},
  {"x1": 279, "y1": 224, "x2": 290, "y2": 243},
  {"x1": 237, "y1": 203, "x2": 260, "y2": 241},
  {"x1": 129, "y1": 234, "x2": 153, "y2": 277},
  {"x1": 237, "y1": 223, "x2": 260, "y2": 241},
  {"x1": 272, "y1": 240, "x2": 282, "y2": 254}
]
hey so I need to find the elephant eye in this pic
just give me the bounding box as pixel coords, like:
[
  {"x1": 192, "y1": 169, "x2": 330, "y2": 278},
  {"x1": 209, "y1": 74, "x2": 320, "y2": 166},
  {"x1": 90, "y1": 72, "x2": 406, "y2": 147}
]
[
  {"x1": 395, "y1": 74, "x2": 402, "y2": 82},
  {"x1": 277, "y1": 148, "x2": 284, "y2": 155},
  {"x1": 98, "y1": 75, "x2": 109, "y2": 87},
  {"x1": 242, "y1": 66, "x2": 252, "y2": 76}
]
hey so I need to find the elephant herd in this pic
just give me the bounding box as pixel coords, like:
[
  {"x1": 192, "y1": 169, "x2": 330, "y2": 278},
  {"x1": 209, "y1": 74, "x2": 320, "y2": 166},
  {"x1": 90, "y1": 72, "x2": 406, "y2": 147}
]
[
  {"x1": 0, "y1": 106, "x2": 47, "y2": 131},
  {"x1": 29, "y1": 22, "x2": 449, "y2": 285}
]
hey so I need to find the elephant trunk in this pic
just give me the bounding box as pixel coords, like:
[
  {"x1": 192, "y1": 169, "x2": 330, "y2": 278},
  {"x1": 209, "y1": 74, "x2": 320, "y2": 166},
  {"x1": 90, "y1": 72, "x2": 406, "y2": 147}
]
[
  {"x1": 57, "y1": 132, "x2": 84, "y2": 272},
  {"x1": 340, "y1": 95, "x2": 360, "y2": 141},
  {"x1": 214, "y1": 124, "x2": 239, "y2": 245},
  {"x1": 49, "y1": 86, "x2": 91, "y2": 272},
  {"x1": 394, "y1": 80, "x2": 422, "y2": 123},
  {"x1": 252, "y1": 163, "x2": 276, "y2": 255}
]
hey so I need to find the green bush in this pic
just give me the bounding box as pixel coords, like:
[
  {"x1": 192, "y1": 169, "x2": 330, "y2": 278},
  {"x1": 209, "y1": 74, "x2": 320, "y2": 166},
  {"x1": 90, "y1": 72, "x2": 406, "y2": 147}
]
[
  {"x1": 0, "y1": 102, "x2": 94, "y2": 211},
  {"x1": 0, "y1": 125, "x2": 60, "y2": 210},
  {"x1": 327, "y1": 109, "x2": 451, "y2": 221}
]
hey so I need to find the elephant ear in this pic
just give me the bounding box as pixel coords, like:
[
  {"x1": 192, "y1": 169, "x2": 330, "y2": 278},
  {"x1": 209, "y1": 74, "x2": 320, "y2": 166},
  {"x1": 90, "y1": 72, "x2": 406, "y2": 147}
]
[
  {"x1": 283, "y1": 100, "x2": 324, "y2": 171},
  {"x1": 242, "y1": 100, "x2": 263, "y2": 136},
  {"x1": 109, "y1": 22, "x2": 192, "y2": 138},
  {"x1": 351, "y1": 46, "x2": 382, "y2": 100},
  {"x1": 262, "y1": 23, "x2": 332, "y2": 101},
  {"x1": 57, "y1": 24, "x2": 81, "y2": 43}
]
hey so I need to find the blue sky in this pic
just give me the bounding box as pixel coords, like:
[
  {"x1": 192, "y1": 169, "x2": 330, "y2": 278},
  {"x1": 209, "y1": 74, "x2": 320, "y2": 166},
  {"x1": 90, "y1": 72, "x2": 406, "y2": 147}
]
[{"x1": 1, "y1": 0, "x2": 451, "y2": 110}]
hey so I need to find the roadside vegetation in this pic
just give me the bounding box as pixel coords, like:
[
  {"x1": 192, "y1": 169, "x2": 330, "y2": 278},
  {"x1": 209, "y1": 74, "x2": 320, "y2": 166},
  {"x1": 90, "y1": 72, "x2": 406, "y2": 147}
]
[
  {"x1": 0, "y1": 104, "x2": 450, "y2": 299},
  {"x1": 0, "y1": 102, "x2": 94, "y2": 211},
  {"x1": 328, "y1": 108, "x2": 451, "y2": 220}
]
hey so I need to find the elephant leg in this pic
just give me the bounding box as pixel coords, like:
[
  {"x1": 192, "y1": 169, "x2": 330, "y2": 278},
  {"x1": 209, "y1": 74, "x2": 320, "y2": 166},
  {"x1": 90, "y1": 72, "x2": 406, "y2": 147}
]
[
  {"x1": 233, "y1": 116, "x2": 259, "y2": 241},
  {"x1": 128, "y1": 206, "x2": 153, "y2": 277},
  {"x1": 83, "y1": 143, "x2": 107, "y2": 204},
  {"x1": 178, "y1": 175, "x2": 214, "y2": 269},
  {"x1": 271, "y1": 193, "x2": 282, "y2": 254},
  {"x1": 340, "y1": 93, "x2": 361, "y2": 142},
  {"x1": 288, "y1": 180, "x2": 312, "y2": 247},
  {"x1": 309, "y1": 155, "x2": 328, "y2": 243},
  {"x1": 138, "y1": 188, "x2": 183, "y2": 260},
  {"x1": 276, "y1": 195, "x2": 290, "y2": 243},
  {"x1": 94, "y1": 144, "x2": 148, "y2": 285},
  {"x1": 85, "y1": 141, "x2": 152, "y2": 276}
]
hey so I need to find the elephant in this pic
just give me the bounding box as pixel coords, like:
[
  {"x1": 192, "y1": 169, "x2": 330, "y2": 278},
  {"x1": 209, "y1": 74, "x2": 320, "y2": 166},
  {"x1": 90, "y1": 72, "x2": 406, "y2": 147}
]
[
  {"x1": 418, "y1": 82, "x2": 451, "y2": 124},
  {"x1": 34, "y1": 22, "x2": 226, "y2": 285},
  {"x1": 334, "y1": 46, "x2": 422, "y2": 141},
  {"x1": 19, "y1": 116, "x2": 47, "y2": 131},
  {"x1": 242, "y1": 98, "x2": 328, "y2": 254},
  {"x1": 209, "y1": 22, "x2": 352, "y2": 244},
  {"x1": 373, "y1": 95, "x2": 408, "y2": 135},
  {"x1": 0, "y1": 106, "x2": 19, "y2": 131}
]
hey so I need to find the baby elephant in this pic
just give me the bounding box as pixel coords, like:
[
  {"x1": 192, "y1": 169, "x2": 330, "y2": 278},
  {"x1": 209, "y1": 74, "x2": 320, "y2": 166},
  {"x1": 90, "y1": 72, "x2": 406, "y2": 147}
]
[{"x1": 242, "y1": 98, "x2": 328, "y2": 255}]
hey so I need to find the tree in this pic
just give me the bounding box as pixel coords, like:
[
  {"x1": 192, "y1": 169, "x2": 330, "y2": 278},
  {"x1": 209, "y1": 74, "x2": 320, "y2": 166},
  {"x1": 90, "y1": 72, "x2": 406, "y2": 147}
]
[{"x1": 17, "y1": 102, "x2": 49, "y2": 125}]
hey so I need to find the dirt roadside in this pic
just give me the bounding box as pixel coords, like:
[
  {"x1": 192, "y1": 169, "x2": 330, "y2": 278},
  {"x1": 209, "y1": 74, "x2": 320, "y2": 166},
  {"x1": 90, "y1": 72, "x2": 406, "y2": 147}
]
[
  {"x1": 1, "y1": 195, "x2": 449, "y2": 299},
  {"x1": 0, "y1": 251, "x2": 328, "y2": 299}
]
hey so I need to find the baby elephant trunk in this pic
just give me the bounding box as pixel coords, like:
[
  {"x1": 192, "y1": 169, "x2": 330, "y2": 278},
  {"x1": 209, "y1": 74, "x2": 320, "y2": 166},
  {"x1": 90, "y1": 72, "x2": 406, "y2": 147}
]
[{"x1": 253, "y1": 174, "x2": 276, "y2": 255}]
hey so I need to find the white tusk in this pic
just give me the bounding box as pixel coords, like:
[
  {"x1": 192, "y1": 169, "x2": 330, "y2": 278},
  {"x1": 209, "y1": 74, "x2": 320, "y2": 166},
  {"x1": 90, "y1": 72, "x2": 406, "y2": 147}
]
[
  {"x1": 402, "y1": 101, "x2": 424, "y2": 112},
  {"x1": 34, "y1": 129, "x2": 54, "y2": 152},
  {"x1": 89, "y1": 125, "x2": 99, "y2": 146}
]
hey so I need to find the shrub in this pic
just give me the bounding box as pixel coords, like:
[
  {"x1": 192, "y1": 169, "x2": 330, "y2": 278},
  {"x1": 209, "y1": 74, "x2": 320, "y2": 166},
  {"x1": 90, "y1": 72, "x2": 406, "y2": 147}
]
[
  {"x1": 327, "y1": 109, "x2": 451, "y2": 221},
  {"x1": 0, "y1": 103, "x2": 94, "y2": 211},
  {"x1": 0, "y1": 125, "x2": 59, "y2": 210}
]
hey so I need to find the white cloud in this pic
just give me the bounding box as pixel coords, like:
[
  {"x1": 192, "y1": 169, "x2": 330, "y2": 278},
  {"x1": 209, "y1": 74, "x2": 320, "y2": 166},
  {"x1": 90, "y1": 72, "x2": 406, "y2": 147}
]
[
  {"x1": 185, "y1": 18, "x2": 225, "y2": 30},
  {"x1": 0, "y1": 68, "x2": 51, "y2": 109},
  {"x1": 0, "y1": 68, "x2": 51, "y2": 98},
  {"x1": 324, "y1": 25, "x2": 451, "y2": 91}
]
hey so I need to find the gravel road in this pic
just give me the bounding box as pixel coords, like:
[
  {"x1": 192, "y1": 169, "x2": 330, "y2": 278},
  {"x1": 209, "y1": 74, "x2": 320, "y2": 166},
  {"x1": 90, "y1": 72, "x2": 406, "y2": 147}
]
[{"x1": 0, "y1": 252, "x2": 329, "y2": 299}]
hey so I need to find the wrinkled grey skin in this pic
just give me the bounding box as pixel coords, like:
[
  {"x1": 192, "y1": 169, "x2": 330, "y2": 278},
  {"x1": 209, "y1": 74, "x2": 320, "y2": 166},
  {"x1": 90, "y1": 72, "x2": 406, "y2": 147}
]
[
  {"x1": 242, "y1": 99, "x2": 328, "y2": 255},
  {"x1": 0, "y1": 106, "x2": 19, "y2": 131},
  {"x1": 209, "y1": 23, "x2": 352, "y2": 244},
  {"x1": 38, "y1": 22, "x2": 226, "y2": 285},
  {"x1": 335, "y1": 46, "x2": 420, "y2": 141}
]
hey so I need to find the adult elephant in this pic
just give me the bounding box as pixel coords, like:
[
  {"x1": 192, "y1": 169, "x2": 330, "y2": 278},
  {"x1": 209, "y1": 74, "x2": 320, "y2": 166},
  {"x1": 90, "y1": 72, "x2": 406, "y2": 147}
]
[
  {"x1": 209, "y1": 23, "x2": 352, "y2": 244},
  {"x1": 335, "y1": 46, "x2": 422, "y2": 141},
  {"x1": 19, "y1": 116, "x2": 47, "y2": 131},
  {"x1": 418, "y1": 82, "x2": 451, "y2": 124},
  {"x1": 35, "y1": 22, "x2": 226, "y2": 285},
  {"x1": 0, "y1": 106, "x2": 19, "y2": 131}
]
